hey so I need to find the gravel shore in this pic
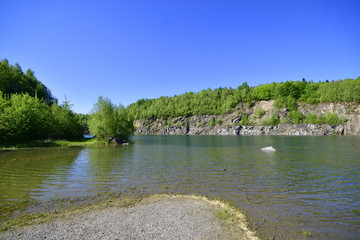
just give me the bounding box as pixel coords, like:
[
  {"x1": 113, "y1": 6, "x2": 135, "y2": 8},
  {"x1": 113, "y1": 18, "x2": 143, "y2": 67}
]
[{"x1": 0, "y1": 195, "x2": 258, "y2": 240}]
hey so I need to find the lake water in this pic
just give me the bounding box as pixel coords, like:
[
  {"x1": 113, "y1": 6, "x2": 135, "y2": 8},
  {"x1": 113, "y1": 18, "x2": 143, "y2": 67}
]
[{"x1": 1, "y1": 136, "x2": 359, "y2": 239}]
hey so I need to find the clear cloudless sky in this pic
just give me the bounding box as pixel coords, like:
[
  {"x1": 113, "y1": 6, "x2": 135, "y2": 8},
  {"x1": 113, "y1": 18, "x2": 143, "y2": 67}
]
[{"x1": 1, "y1": 0, "x2": 359, "y2": 114}]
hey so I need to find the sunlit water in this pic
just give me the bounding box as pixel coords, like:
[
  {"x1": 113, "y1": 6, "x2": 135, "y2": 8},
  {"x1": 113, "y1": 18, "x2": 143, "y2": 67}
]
[{"x1": 1, "y1": 136, "x2": 359, "y2": 239}]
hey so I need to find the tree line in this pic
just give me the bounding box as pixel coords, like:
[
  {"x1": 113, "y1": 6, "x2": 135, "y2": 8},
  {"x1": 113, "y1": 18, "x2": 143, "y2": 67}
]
[
  {"x1": 127, "y1": 77, "x2": 360, "y2": 120},
  {"x1": 0, "y1": 59, "x2": 84, "y2": 144},
  {"x1": 0, "y1": 59, "x2": 134, "y2": 145},
  {"x1": 2, "y1": 58, "x2": 359, "y2": 145},
  {"x1": 0, "y1": 59, "x2": 55, "y2": 104}
]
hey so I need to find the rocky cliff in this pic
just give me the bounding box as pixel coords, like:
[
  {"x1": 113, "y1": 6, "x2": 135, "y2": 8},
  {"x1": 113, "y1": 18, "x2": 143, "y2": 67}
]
[{"x1": 134, "y1": 101, "x2": 360, "y2": 136}]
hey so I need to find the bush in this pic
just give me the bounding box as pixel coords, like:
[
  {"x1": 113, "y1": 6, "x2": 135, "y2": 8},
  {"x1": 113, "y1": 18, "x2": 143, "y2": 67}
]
[
  {"x1": 304, "y1": 113, "x2": 318, "y2": 124},
  {"x1": 260, "y1": 114, "x2": 280, "y2": 126},
  {"x1": 240, "y1": 115, "x2": 251, "y2": 125},
  {"x1": 288, "y1": 110, "x2": 304, "y2": 124},
  {"x1": 325, "y1": 112, "x2": 343, "y2": 127},
  {"x1": 255, "y1": 107, "x2": 265, "y2": 118},
  {"x1": 216, "y1": 118, "x2": 223, "y2": 126}
]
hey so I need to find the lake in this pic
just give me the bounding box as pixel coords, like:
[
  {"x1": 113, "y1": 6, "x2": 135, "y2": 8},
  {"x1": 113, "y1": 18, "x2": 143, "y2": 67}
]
[{"x1": 1, "y1": 136, "x2": 359, "y2": 239}]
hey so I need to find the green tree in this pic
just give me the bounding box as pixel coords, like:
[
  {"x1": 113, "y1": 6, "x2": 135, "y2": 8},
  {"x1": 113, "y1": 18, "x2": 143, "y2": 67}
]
[
  {"x1": 50, "y1": 100, "x2": 83, "y2": 140},
  {"x1": 0, "y1": 93, "x2": 52, "y2": 142},
  {"x1": 88, "y1": 97, "x2": 134, "y2": 143},
  {"x1": 0, "y1": 59, "x2": 55, "y2": 104}
]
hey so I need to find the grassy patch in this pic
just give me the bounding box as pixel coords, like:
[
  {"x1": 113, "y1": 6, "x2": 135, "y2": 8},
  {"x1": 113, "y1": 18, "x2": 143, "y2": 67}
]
[
  {"x1": 216, "y1": 209, "x2": 231, "y2": 220},
  {"x1": 1, "y1": 138, "x2": 102, "y2": 150},
  {"x1": 255, "y1": 107, "x2": 265, "y2": 118}
]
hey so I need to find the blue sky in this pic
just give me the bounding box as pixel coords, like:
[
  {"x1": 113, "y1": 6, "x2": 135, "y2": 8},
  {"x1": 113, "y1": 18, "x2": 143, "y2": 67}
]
[{"x1": 1, "y1": 0, "x2": 359, "y2": 114}]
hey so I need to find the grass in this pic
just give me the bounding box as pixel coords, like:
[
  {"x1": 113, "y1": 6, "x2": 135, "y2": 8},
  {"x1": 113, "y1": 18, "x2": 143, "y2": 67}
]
[
  {"x1": 0, "y1": 138, "x2": 104, "y2": 150},
  {"x1": 216, "y1": 209, "x2": 231, "y2": 220}
]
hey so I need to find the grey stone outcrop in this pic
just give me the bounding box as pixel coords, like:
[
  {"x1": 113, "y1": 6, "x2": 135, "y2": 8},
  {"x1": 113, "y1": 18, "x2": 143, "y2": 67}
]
[{"x1": 134, "y1": 101, "x2": 360, "y2": 136}]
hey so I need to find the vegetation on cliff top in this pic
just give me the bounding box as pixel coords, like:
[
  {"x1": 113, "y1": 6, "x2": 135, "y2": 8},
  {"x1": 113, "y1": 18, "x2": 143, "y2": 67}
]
[{"x1": 127, "y1": 77, "x2": 360, "y2": 120}]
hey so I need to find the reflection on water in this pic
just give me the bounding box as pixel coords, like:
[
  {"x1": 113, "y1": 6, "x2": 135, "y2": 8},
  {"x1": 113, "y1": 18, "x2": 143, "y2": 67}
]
[{"x1": 0, "y1": 136, "x2": 359, "y2": 239}]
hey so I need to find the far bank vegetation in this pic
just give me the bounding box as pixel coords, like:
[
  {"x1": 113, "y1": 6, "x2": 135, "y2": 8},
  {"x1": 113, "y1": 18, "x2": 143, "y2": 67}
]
[{"x1": 127, "y1": 77, "x2": 360, "y2": 127}]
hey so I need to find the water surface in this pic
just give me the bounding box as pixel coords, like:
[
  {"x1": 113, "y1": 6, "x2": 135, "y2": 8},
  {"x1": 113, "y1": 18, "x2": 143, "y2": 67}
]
[{"x1": 0, "y1": 136, "x2": 359, "y2": 239}]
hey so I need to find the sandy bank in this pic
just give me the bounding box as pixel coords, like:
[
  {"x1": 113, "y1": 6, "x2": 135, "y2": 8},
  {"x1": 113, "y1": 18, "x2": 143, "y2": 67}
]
[{"x1": 0, "y1": 194, "x2": 258, "y2": 240}]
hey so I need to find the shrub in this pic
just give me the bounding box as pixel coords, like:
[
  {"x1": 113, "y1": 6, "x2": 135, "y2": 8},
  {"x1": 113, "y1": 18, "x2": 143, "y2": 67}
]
[
  {"x1": 260, "y1": 114, "x2": 280, "y2": 126},
  {"x1": 325, "y1": 112, "x2": 343, "y2": 127},
  {"x1": 288, "y1": 110, "x2": 304, "y2": 124},
  {"x1": 255, "y1": 107, "x2": 265, "y2": 118},
  {"x1": 240, "y1": 115, "x2": 251, "y2": 125},
  {"x1": 304, "y1": 113, "x2": 318, "y2": 124}
]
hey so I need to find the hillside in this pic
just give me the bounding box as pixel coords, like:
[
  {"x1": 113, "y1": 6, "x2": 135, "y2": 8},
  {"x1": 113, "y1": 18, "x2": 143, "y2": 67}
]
[
  {"x1": 134, "y1": 101, "x2": 360, "y2": 136},
  {"x1": 129, "y1": 77, "x2": 360, "y2": 136},
  {"x1": 127, "y1": 77, "x2": 360, "y2": 120}
]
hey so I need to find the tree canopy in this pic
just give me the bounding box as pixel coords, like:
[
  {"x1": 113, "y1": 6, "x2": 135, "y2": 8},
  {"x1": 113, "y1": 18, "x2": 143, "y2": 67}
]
[
  {"x1": 127, "y1": 77, "x2": 360, "y2": 120},
  {"x1": 88, "y1": 97, "x2": 134, "y2": 143},
  {"x1": 0, "y1": 92, "x2": 83, "y2": 144},
  {"x1": 0, "y1": 60, "x2": 83, "y2": 145},
  {"x1": 0, "y1": 59, "x2": 55, "y2": 104}
]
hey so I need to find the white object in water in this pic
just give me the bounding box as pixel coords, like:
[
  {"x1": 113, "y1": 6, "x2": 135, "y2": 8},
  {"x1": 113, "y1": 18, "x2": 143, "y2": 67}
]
[{"x1": 261, "y1": 146, "x2": 276, "y2": 152}]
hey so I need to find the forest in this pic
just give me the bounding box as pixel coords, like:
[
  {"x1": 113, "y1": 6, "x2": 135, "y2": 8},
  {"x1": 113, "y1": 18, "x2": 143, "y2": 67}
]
[
  {"x1": 0, "y1": 59, "x2": 133, "y2": 146},
  {"x1": 126, "y1": 77, "x2": 360, "y2": 120},
  {"x1": 0, "y1": 59, "x2": 85, "y2": 144}
]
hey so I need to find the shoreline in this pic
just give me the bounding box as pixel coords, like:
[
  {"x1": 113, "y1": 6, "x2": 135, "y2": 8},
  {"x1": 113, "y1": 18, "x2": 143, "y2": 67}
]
[
  {"x1": 0, "y1": 138, "x2": 103, "y2": 150},
  {"x1": 0, "y1": 194, "x2": 259, "y2": 240}
]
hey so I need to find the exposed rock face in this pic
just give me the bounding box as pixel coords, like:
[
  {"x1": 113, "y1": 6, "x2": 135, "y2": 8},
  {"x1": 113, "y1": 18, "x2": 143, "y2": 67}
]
[{"x1": 134, "y1": 101, "x2": 360, "y2": 136}]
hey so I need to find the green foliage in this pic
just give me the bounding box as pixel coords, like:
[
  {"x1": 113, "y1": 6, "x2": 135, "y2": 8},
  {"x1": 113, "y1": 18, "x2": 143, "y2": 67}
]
[
  {"x1": 76, "y1": 113, "x2": 90, "y2": 134},
  {"x1": 240, "y1": 115, "x2": 251, "y2": 125},
  {"x1": 127, "y1": 84, "x2": 251, "y2": 119},
  {"x1": 325, "y1": 112, "x2": 343, "y2": 127},
  {"x1": 302, "y1": 111, "x2": 342, "y2": 125},
  {"x1": 126, "y1": 77, "x2": 360, "y2": 120},
  {"x1": 260, "y1": 114, "x2": 280, "y2": 126},
  {"x1": 304, "y1": 113, "x2": 318, "y2": 124},
  {"x1": 210, "y1": 117, "x2": 215, "y2": 127},
  {"x1": 274, "y1": 96, "x2": 298, "y2": 111},
  {"x1": 0, "y1": 59, "x2": 55, "y2": 104},
  {"x1": 216, "y1": 118, "x2": 223, "y2": 126},
  {"x1": 216, "y1": 210, "x2": 231, "y2": 220},
  {"x1": 50, "y1": 101, "x2": 83, "y2": 140},
  {"x1": 88, "y1": 97, "x2": 134, "y2": 142},
  {"x1": 255, "y1": 107, "x2": 265, "y2": 118},
  {"x1": 252, "y1": 83, "x2": 276, "y2": 100},
  {"x1": 0, "y1": 92, "x2": 82, "y2": 144},
  {"x1": 288, "y1": 110, "x2": 304, "y2": 124}
]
